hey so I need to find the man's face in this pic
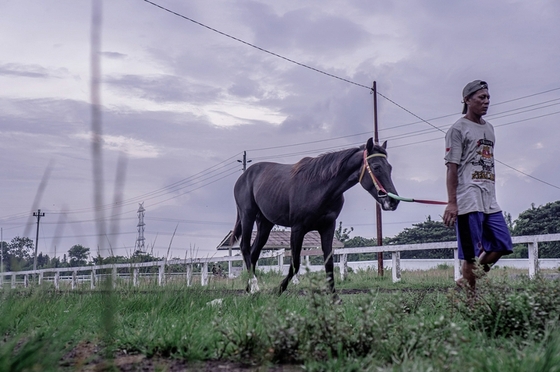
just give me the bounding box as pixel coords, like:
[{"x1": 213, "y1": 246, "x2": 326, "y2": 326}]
[{"x1": 466, "y1": 89, "x2": 490, "y2": 116}]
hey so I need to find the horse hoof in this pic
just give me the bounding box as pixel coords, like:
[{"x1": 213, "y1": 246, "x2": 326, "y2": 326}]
[
  {"x1": 332, "y1": 293, "x2": 342, "y2": 305},
  {"x1": 249, "y1": 277, "x2": 260, "y2": 293}
]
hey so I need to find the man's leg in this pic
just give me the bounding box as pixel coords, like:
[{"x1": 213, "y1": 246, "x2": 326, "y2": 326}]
[
  {"x1": 479, "y1": 212, "x2": 513, "y2": 272},
  {"x1": 456, "y1": 213, "x2": 482, "y2": 290},
  {"x1": 478, "y1": 251, "x2": 503, "y2": 272},
  {"x1": 460, "y1": 260, "x2": 477, "y2": 288}
]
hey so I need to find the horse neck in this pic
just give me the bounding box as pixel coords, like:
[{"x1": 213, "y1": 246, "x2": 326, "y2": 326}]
[{"x1": 324, "y1": 149, "x2": 364, "y2": 197}]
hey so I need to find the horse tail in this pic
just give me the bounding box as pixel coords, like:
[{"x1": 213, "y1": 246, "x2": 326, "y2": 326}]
[{"x1": 230, "y1": 211, "x2": 242, "y2": 247}]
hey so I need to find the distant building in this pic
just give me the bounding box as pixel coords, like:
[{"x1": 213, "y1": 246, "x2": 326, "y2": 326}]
[{"x1": 216, "y1": 230, "x2": 344, "y2": 253}]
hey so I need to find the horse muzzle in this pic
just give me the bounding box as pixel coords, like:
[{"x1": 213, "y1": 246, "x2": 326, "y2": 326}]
[{"x1": 379, "y1": 193, "x2": 399, "y2": 211}]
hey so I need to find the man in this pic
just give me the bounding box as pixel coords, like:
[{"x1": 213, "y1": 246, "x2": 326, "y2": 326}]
[{"x1": 443, "y1": 80, "x2": 513, "y2": 290}]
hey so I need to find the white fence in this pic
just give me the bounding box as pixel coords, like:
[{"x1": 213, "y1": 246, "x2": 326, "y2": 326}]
[
  {"x1": 1, "y1": 234, "x2": 559, "y2": 289},
  {"x1": 334, "y1": 233, "x2": 560, "y2": 282}
]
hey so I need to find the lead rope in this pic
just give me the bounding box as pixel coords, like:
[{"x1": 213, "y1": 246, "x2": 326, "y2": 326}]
[{"x1": 359, "y1": 150, "x2": 447, "y2": 205}]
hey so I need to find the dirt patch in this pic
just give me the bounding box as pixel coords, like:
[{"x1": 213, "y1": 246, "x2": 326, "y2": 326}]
[{"x1": 61, "y1": 342, "x2": 302, "y2": 371}]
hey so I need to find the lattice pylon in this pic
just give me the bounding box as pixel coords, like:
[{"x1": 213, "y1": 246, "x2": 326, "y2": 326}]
[{"x1": 135, "y1": 202, "x2": 146, "y2": 252}]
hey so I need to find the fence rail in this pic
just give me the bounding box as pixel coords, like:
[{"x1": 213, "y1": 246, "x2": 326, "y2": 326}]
[{"x1": 1, "y1": 234, "x2": 559, "y2": 289}]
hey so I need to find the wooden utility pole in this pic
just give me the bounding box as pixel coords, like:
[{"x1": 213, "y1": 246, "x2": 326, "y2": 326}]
[
  {"x1": 33, "y1": 209, "x2": 45, "y2": 271},
  {"x1": 372, "y1": 81, "x2": 384, "y2": 277},
  {"x1": 237, "y1": 151, "x2": 252, "y2": 172},
  {"x1": 234, "y1": 151, "x2": 251, "y2": 267}
]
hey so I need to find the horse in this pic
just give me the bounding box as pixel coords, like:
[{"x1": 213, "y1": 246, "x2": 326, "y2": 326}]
[{"x1": 231, "y1": 137, "x2": 399, "y2": 294}]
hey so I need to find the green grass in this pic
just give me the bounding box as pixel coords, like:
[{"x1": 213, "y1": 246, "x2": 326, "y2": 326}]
[{"x1": 0, "y1": 269, "x2": 559, "y2": 371}]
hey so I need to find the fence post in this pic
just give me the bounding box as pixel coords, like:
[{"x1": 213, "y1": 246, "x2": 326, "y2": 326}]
[
  {"x1": 112, "y1": 266, "x2": 117, "y2": 289},
  {"x1": 54, "y1": 271, "x2": 60, "y2": 290},
  {"x1": 90, "y1": 270, "x2": 95, "y2": 289},
  {"x1": 133, "y1": 267, "x2": 139, "y2": 287},
  {"x1": 201, "y1": 262, "x2": 208, "y2": 286},
  {"x1": 278, "y1": 252, "x2": 284, "y2": 274},
  {"x1": 11, "y1": 274, "x2": 16, "y2": 289},
  {"x1": 453, "y1": 248, "x2": 461, "y2": 281},
  {"x1": 186, "y1": 264, "x2": 192, "y2": 286},
  {"x1": 528, "y1": 240, "x2": 539, "y2": 278},
  {"x1": 340, "y1": 254, "x2": 348, "y2": 280},
  {"x1": 158, "y1": 263, "x2": 165, "y2": 286},
  {"x1": 38, "y1": 271, "x2": 43, "y2": 286},
  {"x1": 24, "y1": 274, "x2": 29, "y2": 288},
  {"x1": 228, "y1": 260, "x2": 233, "y2": 279},
  {"x1": 72, "y1": 270, "x2": 77, "y2": 290},
  {"x1": 391, "y1": 252, "x2": 401, "y2": 283},
  {"x1": 0, "y1": 273, "x2": 3, "y2": 288}
]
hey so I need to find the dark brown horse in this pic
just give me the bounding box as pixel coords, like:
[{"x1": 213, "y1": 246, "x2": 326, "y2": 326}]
[{"x1": 231, "y1": 138, "x2": 399, "y2": 293}]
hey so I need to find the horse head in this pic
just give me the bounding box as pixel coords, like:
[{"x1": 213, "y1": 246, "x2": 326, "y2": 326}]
[{"x1": 359, "y1": 138, "x2": 399, "y2": 211}]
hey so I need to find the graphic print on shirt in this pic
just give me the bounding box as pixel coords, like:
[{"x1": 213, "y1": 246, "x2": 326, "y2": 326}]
[{"x1": 471, "y1": 134, "x2": 495, "y2": 182}]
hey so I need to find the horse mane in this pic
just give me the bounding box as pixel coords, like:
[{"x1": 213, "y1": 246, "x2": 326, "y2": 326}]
[{"x1": 291, "y1": 146, "x2": 363, "y2": 182}]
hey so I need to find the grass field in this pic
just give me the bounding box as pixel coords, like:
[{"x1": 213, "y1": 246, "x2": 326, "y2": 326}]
[{"x1": 1, "y1": 266, "x2": 560, "y2": 371}]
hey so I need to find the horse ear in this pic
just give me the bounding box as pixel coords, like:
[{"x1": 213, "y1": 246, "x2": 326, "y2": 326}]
[
  {"x1": 382, "y1": 140, "x2": 387, "y2": 149},
  {"x1": 366, "y1": 137, "x2": 374, "y2": 152}
]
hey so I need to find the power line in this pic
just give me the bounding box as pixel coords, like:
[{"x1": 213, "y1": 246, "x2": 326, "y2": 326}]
[
  {"x1": 380, "y1": 93, "x2": 560, "y2": 133},
  {"x1": 143, "y1": 0, "x2": 374, "y2": 92},
  {"x1": 0, "y1": 165, "x2": 240, "y2": 231},
  {"x1": 2, "y1": 98, "x2": 557, "y2": 228},
  {"x1": 141, "y1": 0, "x2": 560, "y2": 190},
  {"x1": 3, "y1": 4, "x2": 559, "y2": 228},
  {"x1": 42, "y1": 158, "x2": 240, "y2": 217},
  {"x1": 39, "y1": 152, "x2": 241, "y2": 218}
]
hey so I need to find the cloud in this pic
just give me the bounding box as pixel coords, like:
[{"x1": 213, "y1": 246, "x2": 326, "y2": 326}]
[
  {"x1": 239, "y1": 3, "x2": 371, "y2": 55},
  {"x1": 101, "y1": 51, "x2": 127, "y2": 60},
  {"x1": 0, "y1": 63, "x2": 68, "y2": 79},
  {"x1": 1, "y1": 0, "x2": 560, "y2": 258},
  {"x1": 105, "y1": 74, "x2": 222, "y2": 104},
  {"x1": 73, "y1": 132, "x2": 161, "y2": 159}
]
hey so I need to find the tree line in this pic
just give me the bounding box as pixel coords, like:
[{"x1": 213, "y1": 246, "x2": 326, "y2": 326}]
[{"x1": 0, "y1": 238, "x2": 162, "y2": 272}]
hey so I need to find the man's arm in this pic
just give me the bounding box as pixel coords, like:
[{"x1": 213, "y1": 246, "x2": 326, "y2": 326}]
[{"x1": 443, "y1": 162, "x2": 458, "y2": 227}]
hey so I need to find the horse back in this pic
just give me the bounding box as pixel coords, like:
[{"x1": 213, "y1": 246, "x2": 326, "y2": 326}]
[{"x1": 234, "y1": 162, "x2": 292, "y2": 224}]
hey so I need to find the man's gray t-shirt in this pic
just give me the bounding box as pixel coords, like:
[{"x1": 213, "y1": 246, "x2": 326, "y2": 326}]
[{"x1": 444, "y1": 117, "x2": 501, "y2": 215}]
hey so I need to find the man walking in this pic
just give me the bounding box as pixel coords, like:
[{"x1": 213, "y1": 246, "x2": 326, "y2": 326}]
[{"x1": 443, "y1": 80, "x2": 513, "y2": 290}]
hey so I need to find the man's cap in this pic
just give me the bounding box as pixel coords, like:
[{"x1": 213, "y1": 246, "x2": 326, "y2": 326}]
[{"x1": 462, "y1": 80, "x2": 488, "y2": 114}]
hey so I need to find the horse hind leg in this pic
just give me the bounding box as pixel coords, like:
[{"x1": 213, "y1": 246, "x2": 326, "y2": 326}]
[
  {"x1": 247, "y1": 217, "x2": 274, "y2": 294},
  {"x1": 238, "y1": 210, "x2": 257, "y2": 293}
]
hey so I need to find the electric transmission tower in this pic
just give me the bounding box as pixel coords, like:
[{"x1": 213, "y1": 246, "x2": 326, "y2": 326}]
[{"x1": 135, "y1": 202, "x2": 146, "y2": 252}]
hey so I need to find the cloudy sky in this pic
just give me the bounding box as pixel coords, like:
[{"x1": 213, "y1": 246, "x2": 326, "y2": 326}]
[{"x1": 1, "y1": 0, "x2": 559, "y2": 260}]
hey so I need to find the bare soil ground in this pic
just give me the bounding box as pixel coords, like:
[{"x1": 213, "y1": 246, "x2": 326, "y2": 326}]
[{"x1": 61, "y1": 341, "x2": 302, "y2": 371}]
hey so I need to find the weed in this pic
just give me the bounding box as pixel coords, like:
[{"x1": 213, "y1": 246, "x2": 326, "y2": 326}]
[
  {"x1": 215, "y1": 312, "x2": 266, "y2": 363},
  {"x1": 452, "y1": 275, "x2": 560, "y2": 339}
]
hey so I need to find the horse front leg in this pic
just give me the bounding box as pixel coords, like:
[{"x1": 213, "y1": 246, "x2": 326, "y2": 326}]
[
  {"x1": 320, "y1": 222, "x2": 337, "y2": 293},
  {"x1": 279, "y1": 229, "x2": 305, "y2": 294}
]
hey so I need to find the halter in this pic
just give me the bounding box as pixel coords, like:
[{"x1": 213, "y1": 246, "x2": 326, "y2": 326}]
[{"x1": 358, "y1": 150, "x2": 388, "y2": 197}]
